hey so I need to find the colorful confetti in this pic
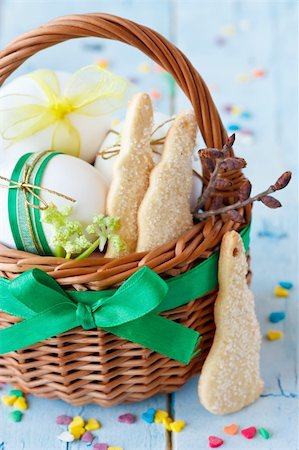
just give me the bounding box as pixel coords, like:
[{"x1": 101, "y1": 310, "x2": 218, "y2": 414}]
[
  {"x1": 93, "y1": 445, "x2": 108, "y2": 450},
  {"x1": 274, "y1": 285, "x2": 289, "y2": 297},
  {"x1": 224, "y1": 423, "x2": 238, "y2": 435},
  {"x1": 138, "y1": 62, "x2": 151, "y2": 73},
  {"x1": 56, "y1": 414, "x2": 72, "y2": 425},
  {"x1": 269, "y1": 311, "x2": 286, "y2": 323},
  {"x1": 222, "y1": 25, "x2": 237, "y2": 36},
  {"x1": 8, "y1": 410, "x2": 23, "y2": 423},
  {"x1": 142, "y1": 408, "x2": 155, "y2": 424},
  {"x1": 259, "y1": 427, "x2": 271, "y2": 439},
  {"x1": 266, "y1": 330, "x2": 284, "y2": 341},
  {"x1": 241, "y1": 426, "x2": 257, "y2": 439},
  {"x1": 279, "y1": 281, "x2": 293, "y2": 290},
  {"x1": 208, "y1": 435, "x2": 224, "y2": 448},
  {"x1": 97, "y1": 58, "x2": 110, "y2": 69},
  {"x1": 118, "y1": 413, "x2": 136, "y2": 424}
]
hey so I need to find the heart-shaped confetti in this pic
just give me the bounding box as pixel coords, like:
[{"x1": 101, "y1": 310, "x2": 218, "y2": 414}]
[
  {"x1": 81, "y1": 431, "x2": 94, "y2": 443},
  {"x1": 13, "y1": 396, "x2": 28, "y2": 410},
  {"x1": 154, "y1": 409, "x2": 169, "y2": 423},
  {"x1": 1, "y1": 395, "x2": 17, "y2": 406},
  {"x1": 69, "y1": 424, "x2": 85, "y2": 440},
  {"x1": 56, "y1": 414, "x2": 72, "y2": 425},
  {"x1": 162, "y1": 417, "x2": 173, "y2": 431},
  {"x1": 224, "y1": 423, "x2": 238, "y2": 435},
  {"x1": 93, "y1": 444, "x2": 108, "y2": 450},
  {"x1": 9, "y1": 389, "x2": 24, "y2": 398},
  {"x1": 57, "y1": 431, "x2": 75, "y2": 443},
  {"x1": 85, "y1": 418, "x2": 101, "y2": 431},
  {"x1": 118, "y1": 413, "x2": 135, "y2": 424},
  {"x1": 170, "y1": 420, "x2": 185, "y2": 432},
  {"x1": 208, "y1": 436, "x2": 224, "y2": 448},
  {"x1": 70, "y1": 415, "x2": 85, "y2": 427},
  {"x1": 8, "y1": 410, "x2": 23, "y2": 422},
  {"x1": 241, "y1": 426, "x2": 257, "y2": 439},
  {"x1": 142, "y1": 408, "x2": 155, "y2": 424}
]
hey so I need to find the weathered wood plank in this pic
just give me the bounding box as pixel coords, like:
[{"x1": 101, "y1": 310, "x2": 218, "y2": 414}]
[
  {"x1": 172, "y1": 377, "x2": 298, "y2": 450},
  {"x1": 0, "y1": 382, "x2": 171, "y2": 450},
  {"x1": 173, "y1": 0, "x2": 298, "y2": 449}
]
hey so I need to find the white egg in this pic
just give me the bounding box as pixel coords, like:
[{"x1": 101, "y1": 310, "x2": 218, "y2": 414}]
[
  {"x1": 0, "y1": 152, "x2": 108, "y2": 254},
  {"x1": 94, "y1": 111, "x2": 203, "y2": 210},
  {"x1": 0, "y1": 71, "x2": 111, "y2": 164}
]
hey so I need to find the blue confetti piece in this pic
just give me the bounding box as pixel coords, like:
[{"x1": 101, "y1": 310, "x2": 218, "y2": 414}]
[
  {"x1": 142, "y1": 408, "x2": 155, "y2": 424},
  {"x1": 279, "y1": 281, "x2": 293, "y2": 290},
  {"x1": 269, "y1": 311, "x2": 286, "y2": 323},
  {"x1": 240, "y1": 111, "x2": 252, "y2": 119},
  {"x1": 227, "y1": 124, "x2": 240, "y2": 132}
]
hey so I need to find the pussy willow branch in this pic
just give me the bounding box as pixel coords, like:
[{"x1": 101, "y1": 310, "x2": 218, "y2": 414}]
[
  {"x1": 193, "y1": 134, "x2": 235, "y2": 213},
  {"x1": 193, "y1": 157, "x2": 224, "y2": 212},
  {"x1": 194, "y1": 172, "x2": 291, "y2": 221}
]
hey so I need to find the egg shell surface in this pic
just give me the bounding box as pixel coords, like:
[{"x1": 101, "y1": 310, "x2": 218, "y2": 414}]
[
  {"x1": 0, "y1": 153, "x2": 108, "y2": 254},
  {"x1": 0, "y1": 71, "x2": 111, "y2": 164}
]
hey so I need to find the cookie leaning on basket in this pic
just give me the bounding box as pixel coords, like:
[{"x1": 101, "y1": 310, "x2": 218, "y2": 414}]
[{"x1": 0, "y1": 13, "x2": 292, "y2": 408}]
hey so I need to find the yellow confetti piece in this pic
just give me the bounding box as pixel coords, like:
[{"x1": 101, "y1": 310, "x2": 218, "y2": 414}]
[
  {"x1": 69, "y1": 424, "x2": 85, "y2": 440},
  {"x1": 85, "y1": 418, "x2": 101, "y2": 431},
  {"x1": 236, "y1": 74, "x2": 251, "y2": 83},
  {"x1": 274, "y1": 286, "x2": 289, "y2": 297},
  {"x1": 138, "y1": 62, "x2": 151, "y2": 74},
  {"x1": 70, "y1": 415, "x2": 85, "y2": 427},
  {"x1": 13, "y1": 396, "x2": 28, "y2": 410},
  {"x1": 231, "y1": 106, "x2": 243, "y2": 116},
  {"x1": 170, "y1": 420, "x2": 186, "y2": 432},
  {"x1": 222, "y1": 25, "x2": 237, "y2": 36},
  {"x1": 266, "y1": 330, "x2": 284, "y2": 341},
  {"x1": 108, "y1": 447, "x2": 123, "y2": 450},
  {"x1": 1, "y1": 395, "x2": 17, "y2": 406},
  {"x1": 97, "y1": 58, "x2": 110, "y2": 69},
  {"x1": 162, "y1": 417, "x2": 173, "y2": 431},
  {"x1": 154, "y1": 409, "x2": 169, "y2": 423}
]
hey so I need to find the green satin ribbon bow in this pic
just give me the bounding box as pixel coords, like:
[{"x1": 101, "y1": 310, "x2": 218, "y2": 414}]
[{"x1": 0, "y1": 224, "x2": 251, "y2": 364}]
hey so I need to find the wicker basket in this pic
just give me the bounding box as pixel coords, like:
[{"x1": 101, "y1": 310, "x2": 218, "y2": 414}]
[{"x1": 0, "y1": 13, "x2": 251, "y2": 407}]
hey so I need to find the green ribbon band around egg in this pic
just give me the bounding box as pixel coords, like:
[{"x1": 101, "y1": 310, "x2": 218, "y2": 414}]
[
  {"x1": 0, "y1": 224, "x2": 250, "y2": 364},
  {"x1": 0, "y1": 66, "x2": 129, "y2": 157},
  {"x1": 8, "y1": 151, "x2": 69, "y2": 255}
]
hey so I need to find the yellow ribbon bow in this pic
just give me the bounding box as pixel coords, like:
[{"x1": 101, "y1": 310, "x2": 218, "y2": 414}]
[{"x1": 0, "y1": 65, "x2": 130, "y2": 157}]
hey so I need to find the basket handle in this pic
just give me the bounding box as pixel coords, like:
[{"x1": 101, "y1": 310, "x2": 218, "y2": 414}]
[{"x1": 0, "y1": 13, "x2": 228, "y2": 149}]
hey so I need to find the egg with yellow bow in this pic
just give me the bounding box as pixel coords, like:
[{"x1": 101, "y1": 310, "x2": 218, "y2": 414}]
[{"x1": 0, "y1": 65, "x2": 130, "y2": 164}]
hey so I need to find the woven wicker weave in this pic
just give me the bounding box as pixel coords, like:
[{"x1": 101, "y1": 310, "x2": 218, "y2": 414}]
[{"x1": 0, "y1": 13, "x2": 251, "y2": 406}]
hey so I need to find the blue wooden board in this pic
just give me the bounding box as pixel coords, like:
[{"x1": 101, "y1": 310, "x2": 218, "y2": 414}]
[{"x1": 0, "y1": 1, "x2": 298, "y2": 449}]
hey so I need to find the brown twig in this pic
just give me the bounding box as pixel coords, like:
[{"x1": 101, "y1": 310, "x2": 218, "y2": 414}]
[
  {"x1": 193, "y1": 157, "x2": 224, "y2": 212},
  {"x1": 193, "y1": 134, "x2": 244, "y2": 213},
  {"x1": 194, "y1": 171, "x2": 292, "y2": 222}
]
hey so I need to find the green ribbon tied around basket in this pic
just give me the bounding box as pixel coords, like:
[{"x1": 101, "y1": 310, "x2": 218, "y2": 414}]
[{"x1": 0, "y1": 224, "x2": 250, "y2": 364}]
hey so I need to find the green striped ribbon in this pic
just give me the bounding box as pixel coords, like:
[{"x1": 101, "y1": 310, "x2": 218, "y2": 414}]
[{"x1": 8, "y1": 151, "x2": 59, "y2": 255}]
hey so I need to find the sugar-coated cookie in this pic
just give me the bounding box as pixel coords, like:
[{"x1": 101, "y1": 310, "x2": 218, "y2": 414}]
[
  {"x1": 106, "y1": 92, "x2": 154, "y2": 256},
  {"x1": 198, "y1": 230, "x2": 263, "y2": 414},
  {"x1": 136, "y1": 110, "x2": 197, "y2": 252}
]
